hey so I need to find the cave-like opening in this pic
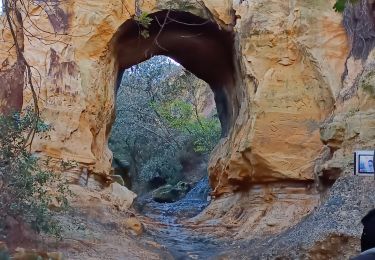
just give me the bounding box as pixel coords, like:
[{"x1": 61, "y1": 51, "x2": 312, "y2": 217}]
[
  {"x1": 114, "y1": 10, "x2": 238, "y2": 136},
  {"x1": 109, "y1": 56, "x2": 220, "y2": 201},
  {"x1": 109, "y1": 10, "x2": 239, "y2": 225}
]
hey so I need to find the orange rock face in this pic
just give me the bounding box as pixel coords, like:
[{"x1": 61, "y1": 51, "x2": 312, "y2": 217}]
[
  {"x1": 0, "y1": 0, "x2": 374, "y2": 241},
  {"x1": 208, "y1": 0, "x2": 349, "y2": 195},
  {"x1": 191, "y1": 181, "x2": 319, "y2": 240}
]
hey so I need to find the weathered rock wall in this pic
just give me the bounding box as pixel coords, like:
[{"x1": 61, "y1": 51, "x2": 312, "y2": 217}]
[
  {"x1": 209, "y1": 0, "x2": 349, "y2": 195},
  {"x1": 0, "y1": 0, "x2": 374, "y2": 241},
  {"x1": 0, "y1": 0, "x2": 235, "y2": 175},
  {"x1": 318, "y1": 0, "x2": 375, "y2": 185},
  {"x1": 203, "y1": 0, "x2": 375, "y2": 240}
]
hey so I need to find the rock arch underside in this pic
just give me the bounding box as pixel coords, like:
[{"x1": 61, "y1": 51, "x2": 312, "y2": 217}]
[
  {"x1": 115, "y1": 10, "x2": 237, "y2": 136},
  {"x1": 0, "y1": 0, "x2": 375, "y2": 258}
]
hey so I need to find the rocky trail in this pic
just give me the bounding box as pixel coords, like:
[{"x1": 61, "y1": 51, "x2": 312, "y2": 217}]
[{"x1": 134, "y1": 177, "x2": 228, "y2": 259}]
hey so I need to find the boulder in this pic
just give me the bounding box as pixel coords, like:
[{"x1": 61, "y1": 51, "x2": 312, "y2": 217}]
[
  {"x1": 112, "y1": 158, "x2": 132, "y2": 189},
  {"x1": 152, "y1": 181, "x2": 191, "y2": 203},
  {"x1": 110, "y1": 183, "x2": 137, "y2": 210}
]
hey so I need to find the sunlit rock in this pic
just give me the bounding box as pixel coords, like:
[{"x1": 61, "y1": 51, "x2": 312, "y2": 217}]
[{"x1": 0, "y1": 0, "x2": 374, "y2": 257}]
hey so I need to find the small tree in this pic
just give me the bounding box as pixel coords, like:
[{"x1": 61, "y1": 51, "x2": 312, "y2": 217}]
[
  {"x1": 0, "y1": 109, "x2": 71, "y2": 238},
  {"x1": 155, "y1": 99, "x2": 221, "y2": 153},
  {"x1": 110, "y1": 56, "x2": 221, "y2": 193}
]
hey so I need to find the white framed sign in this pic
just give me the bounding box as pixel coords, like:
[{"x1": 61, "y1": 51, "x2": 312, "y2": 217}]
[{"x1": 354, "y1": 150, "x2": 375, "y2": 176}]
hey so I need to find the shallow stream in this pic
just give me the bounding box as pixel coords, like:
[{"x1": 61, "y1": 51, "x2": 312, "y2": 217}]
[{"x1": 134, "y1": 177, "x2": 227, "y2": 259}]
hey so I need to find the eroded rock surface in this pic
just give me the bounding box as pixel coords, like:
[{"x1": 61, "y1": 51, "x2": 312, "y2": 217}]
[
  {"x1": 0, "y1": 0, "x2": 374, "y2": 258},
  {"x1": 209, "y1": 0, "x2": 347, "y2": 194}
]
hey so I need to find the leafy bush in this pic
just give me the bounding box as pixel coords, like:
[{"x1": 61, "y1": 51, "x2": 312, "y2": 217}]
[
  {"x1": 140, "y1": 148, "x2": 183, "y2": 187},
  {"x1": 0, "y1": 110, "x2": 71, "y2": 238},
  {"x1": 110, "y1": 56, "x2": 221, "y2": 193},
  {"x1": 155, "y1": 99, "x2": 221, "y2": 153}
]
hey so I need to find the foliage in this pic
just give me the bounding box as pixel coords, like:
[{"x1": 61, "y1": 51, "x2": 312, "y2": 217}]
[
  {"x1": 134, "y1": 12, "x2": 153, "y2": 38},
  {"x1": 140, "y1": 148, "x2": 183, "y2": 186},
  {"x1": 110, "y1": 56, "x2": 221, "y2": 193},
  {"x1": 0, "y1": 109, "x2": 71, "y2": 238},
  {"x1": 333, "y1": 0, "x2": 358, "y2": 12},
  {"x1": 155, "y1": 99, "x2": 220, "y2": 153}
]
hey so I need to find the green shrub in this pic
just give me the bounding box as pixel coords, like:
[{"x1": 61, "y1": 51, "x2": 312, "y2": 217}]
[
  {"x1": 155, "y1": 99, "x2": 221, "y2": 153},
  {"x1": 140, "y1": 149, "x2": 183, "y2": 186},
  {"x1": 110, "y1": 57, "x2": 221, "y2": 193},
  {"x1": 0, "y1": 109, "x2": 71, "y2": 238}
]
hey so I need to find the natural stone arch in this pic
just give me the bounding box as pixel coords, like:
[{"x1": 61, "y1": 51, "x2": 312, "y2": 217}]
[
  {"x1": 2, "y1": 1, "x2": 372, "y2": 250},
  {"x1": 112, "y1": 10, "x2": 239, "y2": 136}
]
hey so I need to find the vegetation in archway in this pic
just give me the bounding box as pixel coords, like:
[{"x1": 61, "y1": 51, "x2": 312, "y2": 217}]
[{"x1": 109, "y1": 56, "x2": 221, "y2": 193}]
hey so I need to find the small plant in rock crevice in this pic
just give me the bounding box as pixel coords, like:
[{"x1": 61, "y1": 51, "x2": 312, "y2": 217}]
[{"x1": 134, "y1": 12, "x2": 153, "y2": 38}]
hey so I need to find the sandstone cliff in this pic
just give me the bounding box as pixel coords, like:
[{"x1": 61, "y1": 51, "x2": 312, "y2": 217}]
[{"x1": 0, "y1": 0, "x2": 374, "y2": 257}]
